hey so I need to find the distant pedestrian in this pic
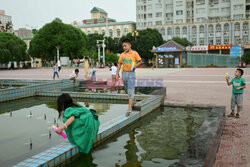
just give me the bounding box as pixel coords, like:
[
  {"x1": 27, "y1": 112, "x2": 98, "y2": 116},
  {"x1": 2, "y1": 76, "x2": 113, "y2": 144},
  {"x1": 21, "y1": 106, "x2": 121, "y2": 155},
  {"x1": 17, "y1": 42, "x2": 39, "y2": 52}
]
[
  {"x1": 53, "y1": 63, "x2": 59, "y2": 79},
  {"x1": 110, "y1": 63, "x2": 118, "y2": 87},
  {"x1": 89, "y1": 65, "x2": 96, "y2": 81},
  {"x1": 84, "y1": 56, "x2": 89, "y2": 80}
]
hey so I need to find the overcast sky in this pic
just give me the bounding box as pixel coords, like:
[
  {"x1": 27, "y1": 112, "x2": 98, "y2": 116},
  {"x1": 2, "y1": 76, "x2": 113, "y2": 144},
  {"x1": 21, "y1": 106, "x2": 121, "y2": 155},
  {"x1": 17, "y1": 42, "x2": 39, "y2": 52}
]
[{"x1": 1, "y1": 0, "x2": 136, "y2": 30}]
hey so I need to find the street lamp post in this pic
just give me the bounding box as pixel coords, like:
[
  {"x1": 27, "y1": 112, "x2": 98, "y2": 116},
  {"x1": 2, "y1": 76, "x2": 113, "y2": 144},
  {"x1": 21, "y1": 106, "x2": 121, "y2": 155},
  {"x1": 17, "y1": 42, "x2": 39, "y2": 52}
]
[
  {"x1": 55, "y1": 45, "x2": 60, "y2": 62},
  {"x1": 97, "y1": 39, "x2": 106, "y2": 67}
]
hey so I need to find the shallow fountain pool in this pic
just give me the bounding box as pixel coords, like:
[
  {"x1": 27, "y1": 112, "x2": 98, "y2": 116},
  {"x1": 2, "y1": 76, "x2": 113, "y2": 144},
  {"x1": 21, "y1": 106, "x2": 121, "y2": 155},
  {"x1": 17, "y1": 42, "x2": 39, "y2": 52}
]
[{"x1": 0, "y1": 96, "x2": 129, "y2": 167}]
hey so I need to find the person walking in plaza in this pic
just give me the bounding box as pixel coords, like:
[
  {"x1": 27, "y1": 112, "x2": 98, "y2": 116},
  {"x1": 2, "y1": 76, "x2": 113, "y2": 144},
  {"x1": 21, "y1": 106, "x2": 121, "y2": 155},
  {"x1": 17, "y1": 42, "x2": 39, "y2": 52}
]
[
  {"x1": 84, "y1": 56, "x2": 89, "y2": 80},
  {"x1": 110, "y1": 62, "x2": 118, "y2": 88},
  {"x1": 116, "y1": 38, "x2": 142, "y2": 116},
  {"x1": 53, "y1": 63, "x2": 59, "y2": 79},
  {"x1": 55, "y1": 93, "x2": 100, "y2": 153},
  {"x1": 226, "y1": 68, "x2": 246, "y2": 118}
]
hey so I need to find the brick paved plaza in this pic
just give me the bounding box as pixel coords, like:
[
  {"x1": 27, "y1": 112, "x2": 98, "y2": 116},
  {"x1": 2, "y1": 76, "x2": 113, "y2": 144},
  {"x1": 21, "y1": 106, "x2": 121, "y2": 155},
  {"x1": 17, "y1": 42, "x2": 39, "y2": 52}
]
[{"x1": 0, "y1": 67, "x2": 249, "y2": 166}]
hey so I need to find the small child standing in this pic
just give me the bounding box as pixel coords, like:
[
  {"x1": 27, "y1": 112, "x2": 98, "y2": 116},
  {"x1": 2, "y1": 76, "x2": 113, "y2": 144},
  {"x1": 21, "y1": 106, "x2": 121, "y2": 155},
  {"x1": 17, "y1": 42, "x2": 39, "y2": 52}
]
[
  {"x1": 89, "y1": 65, "x2": 96, "y2": 81},
  {"x1": 111, "y1": 63, "x2": 118, "y2": 87},
  {"x1": 53, "y1": 63, "x2": 59, "y2": 79},
  {"x1": 226, "y1": 68, "x2": 246, "y2": 118},
  {"x1": 55, "y1": 93, "x2": 100, "y2": 153}
]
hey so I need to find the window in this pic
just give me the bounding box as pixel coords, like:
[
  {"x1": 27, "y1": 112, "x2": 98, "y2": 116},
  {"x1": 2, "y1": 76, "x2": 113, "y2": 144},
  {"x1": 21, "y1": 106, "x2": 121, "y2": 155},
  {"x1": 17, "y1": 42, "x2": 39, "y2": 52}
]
[
  {"x1": 166, "y1": 4, "x2": 173, "y2": 9},
  {"x1": 196, "y1": 8, "x2": 205, "y2": 14},
  {"x1": 102, "y1": 30, "x2": 105, "y2": 35},
  {"x1": 233, "y1": 14, "x2": 243, "y2": 19},
  {"x1": 199, "y1": 38, "x2": 204, "y2": 45},
  {"x1": 200, "y1": 26, "x2": 205, "y2": 33},
  {"x1": 243, "y1": 36, "x2": 248, "y2": 43},
  {"x1": 176, "y1": 19, "x2": 183, "y2": 23},
  {"x1": 209, "y1": 8, "x2": 219, "y2": 13},
  {"x1": 208, "y1": 25, "x2": 214, "y2": 33},
  {"x1": 116, "y1": 29, "x2": 121, "y2": 37},
  {"x1": 233, "y1": 5, "x2": 244, "y2": 10},
  {"x1": 243, "y1": 23, "x2": 248, "y2": 31},
  {"x1": 222, "y1": 0, "x2": 230, "y2": 2},
  {"x1": 234, "y1": 23, "x2": 240, "y2": 31},
  {"x1": 167, "y1": 28, "x2": 172, "y2": 35},
  {"x1": 182, "y1": 27, "x2": 187, "y2": 35},
  {"x1": 160, "y1": 28, "x2": 165, "y2": 35},
  {"x1": 87, "y1": 31, "x2": 91, "y2": 34},
  {"x1": 166, "y1": 13, "x2": 173, "y2": 17},
  {"x1": 221, "y1": 7, "x2": 230, "y2": 13},
  {"x1": 224, "y1": 38, "x2": 229, "y2": 44},
  {"x1": 155, "y1": 21, "x2": 162, "y2": 25},
  {"x1": 216, "y1": 37, "x2": 221, "y2": 45},
  {"x1": 176, "y1": 10, "x2": 183, "y2": 15},
  {"x1": 156, "y1": 12, "x2": 162, "y2": 17},
  {"x1": 224, "y1": 24, "x2": 229, "y2": 32},
  {"x1": 156, "y1": 4, "x2": 162, "y2": 8},
  {"x1": 94, "y1": 30, "x2": 98, "y2": 34},
  {"x1": 148, "y1": 13, "x2": 153, "y2": 18},
  {"x1": 109, "y1": 29, "x2": 113, "y2": 37},
  {"x1": 166, "y1": 21, "x2": 173, "y2": 25},
  {"x1": 124, "y1": 28, "x2": 128, "y2": 35},
  {"x1": 196, "y1": 0, "x2": 205, "y2": 4},
  {"x1": 148, "y1": 22, "x2": 153, "y2": 26},
  {"x1": 176, "y1": 1, "x2": 183, "y2": 7},
  {"x1": 216, "y1": 24, "x2": 221, "y2": 33},
  {"x1": 209, "y1": 37, "x2": 214, "y2": 45},
  {"x1": 175, "y1": 27, "x2": 180, "y2": 36},
  {"x1": 192, "y1": 38, "x2": 197, "y2": 45},
  {"x1": 147, "y1": 4, "x2": 152, "y2": 10}
]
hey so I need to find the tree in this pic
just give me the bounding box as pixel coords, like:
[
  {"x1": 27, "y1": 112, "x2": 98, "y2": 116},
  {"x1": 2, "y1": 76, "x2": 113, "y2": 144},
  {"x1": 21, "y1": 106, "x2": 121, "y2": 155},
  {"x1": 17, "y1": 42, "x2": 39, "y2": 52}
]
[
  {"x1": 242, "y1": 53, "x2": 250, "y2": 64},
  {"x1": 119, "y1": 28, "x2": 164, "y2": 62},
  {"x1": 0, "y1": 32, "x2": 27, "y2": 64},
  {"x1": 29, "y1": 18, "x2": 88, "y2": 63},
  {"x1": 171, "y1": 37, "x2": 194, "y2": 47}
]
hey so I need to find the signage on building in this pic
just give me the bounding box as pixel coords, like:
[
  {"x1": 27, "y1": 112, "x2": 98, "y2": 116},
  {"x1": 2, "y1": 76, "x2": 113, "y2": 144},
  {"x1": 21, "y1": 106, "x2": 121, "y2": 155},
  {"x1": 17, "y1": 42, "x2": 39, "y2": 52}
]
[
  {"x1": 189, "y1": 46, "x2": 208, "y2": 51},
  {"x1": 156, "y1": 47, "x2": 177, "y2": 51},
  {"x1": 242, "y1": 44, "x2": 250, "y2": 49},
  {"x1": 208, "y1": 45, "x2": 232, "y2": 50}
]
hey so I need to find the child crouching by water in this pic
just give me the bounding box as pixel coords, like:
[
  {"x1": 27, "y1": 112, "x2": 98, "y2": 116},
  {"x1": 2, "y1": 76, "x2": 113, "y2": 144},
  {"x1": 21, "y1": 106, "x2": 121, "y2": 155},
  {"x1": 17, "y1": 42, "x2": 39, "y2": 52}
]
[{"x1": 56, "y1": 93, "x2": 100, "y2": 153}]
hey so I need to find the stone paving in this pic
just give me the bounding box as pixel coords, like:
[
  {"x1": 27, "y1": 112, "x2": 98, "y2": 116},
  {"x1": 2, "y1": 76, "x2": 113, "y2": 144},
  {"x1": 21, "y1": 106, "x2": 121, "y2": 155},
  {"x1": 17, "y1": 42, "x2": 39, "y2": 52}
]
[{"x1": 0, "y1": 67, "x2": 250, "y2": 166}]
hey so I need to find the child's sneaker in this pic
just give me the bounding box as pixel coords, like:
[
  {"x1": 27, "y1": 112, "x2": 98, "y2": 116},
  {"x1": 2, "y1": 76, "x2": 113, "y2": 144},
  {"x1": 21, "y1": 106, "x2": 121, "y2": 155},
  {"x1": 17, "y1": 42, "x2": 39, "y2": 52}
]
[
  {"x1": 235, "y1": 113, "x2": 240, "y2": 118},
  {"x1": 227, "y1": 113, "x2": 235, "y2": 117}
]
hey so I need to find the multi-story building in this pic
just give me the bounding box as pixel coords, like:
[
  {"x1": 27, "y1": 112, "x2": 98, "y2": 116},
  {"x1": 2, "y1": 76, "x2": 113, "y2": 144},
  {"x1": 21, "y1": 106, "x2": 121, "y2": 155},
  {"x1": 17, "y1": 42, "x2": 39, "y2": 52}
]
[
  {"x1": 136, "y1": 0, "x2": 250, "y2": 45},
  {"x1": 73, "y1": 7, "x2": 136, "y2": 38},
  {"x1": 0, "y1": 10, "x2": 12, "y2": 32}
]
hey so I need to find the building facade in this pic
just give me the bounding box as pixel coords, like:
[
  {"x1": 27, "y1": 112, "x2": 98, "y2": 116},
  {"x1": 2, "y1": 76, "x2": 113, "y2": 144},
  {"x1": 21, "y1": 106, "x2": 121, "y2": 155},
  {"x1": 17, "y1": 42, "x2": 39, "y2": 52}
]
[
  {"x1": 73, "y1": 7, "x2": 136, "y2": 38},
  {"x1": 136, "y1": 0, "x2": 250, "y2": 45},
  {"x1": 0, "y1": 10, "x2": 12, "y2": 32}
]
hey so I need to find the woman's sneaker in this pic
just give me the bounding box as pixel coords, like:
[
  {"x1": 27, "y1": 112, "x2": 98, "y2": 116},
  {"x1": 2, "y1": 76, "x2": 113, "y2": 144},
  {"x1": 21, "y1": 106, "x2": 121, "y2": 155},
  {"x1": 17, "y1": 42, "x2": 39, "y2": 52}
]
[
  {"x1": 235, "y1": 113, "x2": 240, "y2": 118},
  {"x1": 227, "y1": 113, "x2": 235, "y2": 117}
]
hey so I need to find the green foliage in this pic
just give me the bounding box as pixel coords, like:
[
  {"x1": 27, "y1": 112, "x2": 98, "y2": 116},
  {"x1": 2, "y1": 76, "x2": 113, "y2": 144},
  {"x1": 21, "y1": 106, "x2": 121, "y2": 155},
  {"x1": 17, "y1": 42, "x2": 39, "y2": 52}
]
[
  {"x1": 120, "y1": 28, "x2": 164, "y2": 61},
  {"x1": 28, "y1": 18, "x2": 88, "y2": 62},
  {"x1": 0, "y1": 32, "x2": 27, "y2": 63},
  {"x1": 171, "y1": 37, "x2": 194, "y2": 47},
  {"x1": 87, "y1": 33, "x2": 104, "y2": 50},
  {"x1": 242, "y1": 53, "x2": 250, "y2": 64}
]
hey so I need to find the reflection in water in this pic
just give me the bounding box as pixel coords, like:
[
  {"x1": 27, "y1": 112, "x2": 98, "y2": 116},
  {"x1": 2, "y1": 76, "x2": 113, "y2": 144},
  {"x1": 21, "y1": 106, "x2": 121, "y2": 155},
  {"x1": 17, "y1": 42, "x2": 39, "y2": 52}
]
[{"x1": 71, "y1": 107, "x2": 206, "y2": 167}]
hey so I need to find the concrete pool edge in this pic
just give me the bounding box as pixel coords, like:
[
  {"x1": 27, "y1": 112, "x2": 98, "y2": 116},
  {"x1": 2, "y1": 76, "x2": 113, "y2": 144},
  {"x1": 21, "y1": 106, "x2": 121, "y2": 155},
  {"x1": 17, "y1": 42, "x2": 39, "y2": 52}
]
[{"x1": 165, "y1": 103, "x2": 226, "y2": 167}]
